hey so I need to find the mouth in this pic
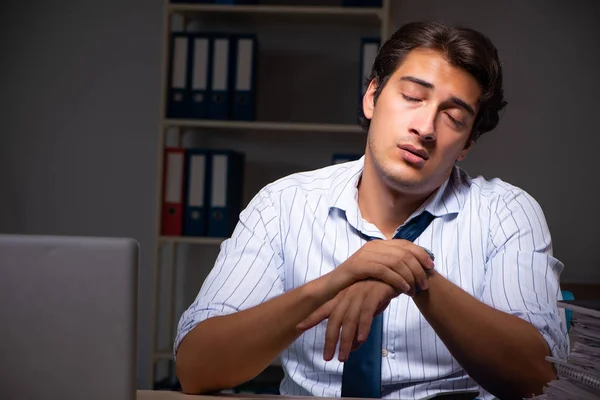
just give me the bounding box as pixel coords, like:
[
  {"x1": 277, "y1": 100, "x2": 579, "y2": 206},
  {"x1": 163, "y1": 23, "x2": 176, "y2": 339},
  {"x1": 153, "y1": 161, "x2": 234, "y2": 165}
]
[{"x1": 398, "y1": 144, "x2": 429, "y2": 160}]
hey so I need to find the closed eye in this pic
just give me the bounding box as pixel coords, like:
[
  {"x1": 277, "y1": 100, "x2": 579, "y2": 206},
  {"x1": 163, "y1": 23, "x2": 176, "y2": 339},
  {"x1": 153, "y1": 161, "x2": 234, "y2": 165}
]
[
  {"x1": 445, "y1": 112, "x2": 464, "y2": 128},
  {"x1": 402, "y1": 94, "x2": 421, "y2": 102}
]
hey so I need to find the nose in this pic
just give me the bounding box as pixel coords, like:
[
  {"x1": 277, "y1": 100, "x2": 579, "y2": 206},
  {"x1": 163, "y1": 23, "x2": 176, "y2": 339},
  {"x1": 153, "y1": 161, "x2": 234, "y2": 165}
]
[{"x1": 408, "y1": 107, "x2": 436, "y2": 141}]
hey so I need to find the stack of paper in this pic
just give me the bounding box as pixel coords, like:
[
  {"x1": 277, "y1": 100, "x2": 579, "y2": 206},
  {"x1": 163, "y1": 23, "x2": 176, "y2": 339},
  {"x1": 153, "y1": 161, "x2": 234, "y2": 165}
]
[{"x1": 531, "y1": 300, "x2": 600, "y2": 399}]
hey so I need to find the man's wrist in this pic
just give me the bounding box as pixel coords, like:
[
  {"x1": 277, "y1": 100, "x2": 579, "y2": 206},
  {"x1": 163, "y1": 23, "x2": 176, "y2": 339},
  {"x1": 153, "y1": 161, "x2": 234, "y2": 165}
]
[{"x1": 304, "y1": 270, "x2": 347, "y2": 306}]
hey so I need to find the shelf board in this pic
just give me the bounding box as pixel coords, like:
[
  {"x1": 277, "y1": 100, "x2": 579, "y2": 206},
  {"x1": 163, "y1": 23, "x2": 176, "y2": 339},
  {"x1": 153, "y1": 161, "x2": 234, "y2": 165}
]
[
  {"x1": 160, "y1": 235, "x2": 226, "y2": 245},
  {"x1": 168, "y1": 3, "x2": 383, "y2": 20},
  {"x1": 163, "y1": 118, "x2": 364, "y2": 133}
]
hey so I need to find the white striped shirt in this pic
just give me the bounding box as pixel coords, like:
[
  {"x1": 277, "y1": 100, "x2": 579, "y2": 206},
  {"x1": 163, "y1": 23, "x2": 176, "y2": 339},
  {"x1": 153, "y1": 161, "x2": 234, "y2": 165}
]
[{"x1": 174, "y1": 157, "x2": 568, "y2": 399}]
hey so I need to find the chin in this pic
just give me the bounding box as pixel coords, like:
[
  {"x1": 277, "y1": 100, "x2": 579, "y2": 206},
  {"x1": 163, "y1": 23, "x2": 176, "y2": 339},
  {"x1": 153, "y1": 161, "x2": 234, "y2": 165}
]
[
  {"x1": 370, "y1": 153, "x2": 435, "y2": 191},
  {"x1": 383, "y1": 169, "x2": 427, "y2": 191}
]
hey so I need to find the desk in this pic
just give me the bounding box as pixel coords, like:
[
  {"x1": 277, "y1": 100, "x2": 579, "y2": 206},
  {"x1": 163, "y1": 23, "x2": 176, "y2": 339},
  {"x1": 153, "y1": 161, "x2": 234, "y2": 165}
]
[
  {"x1": 137, "y1": 392, "x2": 359, "y2": 400},
  {"x1": 138, "y1": 391, "x2": 197, "y2": 399},
  {"x1": 136, "y1": 390, "x2": 480, "y2": 400},
  {"x1": 137, "y1": 391, "x2": 342, "y2": 400}
]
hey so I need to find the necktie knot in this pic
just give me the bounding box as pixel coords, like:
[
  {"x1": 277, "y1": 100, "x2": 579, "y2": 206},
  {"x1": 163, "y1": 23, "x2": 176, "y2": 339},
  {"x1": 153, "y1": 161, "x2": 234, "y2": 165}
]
[{"x1": 393, "y1": 211, "x2": 436, "y2": 241}]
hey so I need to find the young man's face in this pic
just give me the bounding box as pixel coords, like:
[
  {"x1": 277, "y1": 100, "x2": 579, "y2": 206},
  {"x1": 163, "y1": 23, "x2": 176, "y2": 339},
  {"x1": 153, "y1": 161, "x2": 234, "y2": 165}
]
[{"x1": 363, "y1": 47, "x2": 481, "y2": 196}]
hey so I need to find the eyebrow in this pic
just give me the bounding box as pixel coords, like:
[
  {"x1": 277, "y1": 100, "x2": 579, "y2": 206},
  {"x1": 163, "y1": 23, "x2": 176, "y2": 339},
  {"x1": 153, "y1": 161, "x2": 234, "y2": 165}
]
[
  {"x1": 399, "y1": 75, "x2": 476, "y2": 116},
  {"x1": 450, "y1": 96, "x2": 476, "y2": 116},
  {"x1": 400, "y1": 76, "x2": 434, "y2": 89}
]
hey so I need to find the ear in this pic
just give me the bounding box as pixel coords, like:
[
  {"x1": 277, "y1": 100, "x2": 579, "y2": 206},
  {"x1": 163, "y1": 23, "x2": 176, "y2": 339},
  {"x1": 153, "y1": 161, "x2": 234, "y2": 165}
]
[
  {"x1": 362, "y1": 79, "x2": 378, "y2": 120},
  {"x1": 456, "y1": 139, "x2": 473, "y2": 161}
]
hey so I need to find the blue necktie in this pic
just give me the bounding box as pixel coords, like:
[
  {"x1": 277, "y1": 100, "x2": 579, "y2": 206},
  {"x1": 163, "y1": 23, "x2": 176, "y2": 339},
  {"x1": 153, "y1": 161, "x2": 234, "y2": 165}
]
[{"x1": 341, "y1": 211, "x2": 436, "y2": 398}]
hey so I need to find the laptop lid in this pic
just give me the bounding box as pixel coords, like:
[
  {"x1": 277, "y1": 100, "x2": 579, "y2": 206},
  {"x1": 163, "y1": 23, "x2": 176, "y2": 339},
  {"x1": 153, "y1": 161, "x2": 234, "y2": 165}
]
[{"x1": 0, "y1": 234, "x2": 138, "y2": 400}]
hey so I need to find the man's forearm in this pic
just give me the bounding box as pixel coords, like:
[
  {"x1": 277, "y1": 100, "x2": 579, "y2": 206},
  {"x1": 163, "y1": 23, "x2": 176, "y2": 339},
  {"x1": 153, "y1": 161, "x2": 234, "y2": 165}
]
[
  {"x1": 413, "y1": 271, "x2": 556, "y2": 399},
  {"x1": 175, "y1": 271, "x2": 348, "y2": 394}
]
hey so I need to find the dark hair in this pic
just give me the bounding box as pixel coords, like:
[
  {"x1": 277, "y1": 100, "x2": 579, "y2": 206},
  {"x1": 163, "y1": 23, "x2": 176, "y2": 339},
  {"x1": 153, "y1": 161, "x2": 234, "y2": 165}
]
[{"x1": 360, "y1": 21, "x2": 507, "y2": 142}]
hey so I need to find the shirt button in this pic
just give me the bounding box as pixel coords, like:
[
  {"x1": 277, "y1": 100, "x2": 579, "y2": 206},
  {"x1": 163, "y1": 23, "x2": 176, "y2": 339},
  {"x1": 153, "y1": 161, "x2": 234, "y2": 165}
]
[{"x1": 382, "y1": 348, "x2": 388, "y2": 357}]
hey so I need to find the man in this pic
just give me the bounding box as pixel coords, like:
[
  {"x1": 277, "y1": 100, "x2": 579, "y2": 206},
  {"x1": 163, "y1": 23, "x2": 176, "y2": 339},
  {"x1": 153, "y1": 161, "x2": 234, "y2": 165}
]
[{"x1": 174, "y1": 21, "x2": 568, "y2": 400}]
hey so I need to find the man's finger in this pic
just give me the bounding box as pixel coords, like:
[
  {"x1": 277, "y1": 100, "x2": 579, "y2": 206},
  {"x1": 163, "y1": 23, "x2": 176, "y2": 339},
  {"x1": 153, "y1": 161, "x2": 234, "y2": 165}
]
[
  {"x1": 374, "y1": 299, "x2": 391, "y2": 316},
  {"x1": 297, "y1": 297, "x2": 338, "y2": 331},
  {"x1": 384, "y1": 240, "x2": 435, "y2": 270},
  {"x1": 368, "y1": 263, "x2": 411, "y2": 292},
  {"x1": 338, "y1": 294, "x2": 363, "y2": 362},
  {"x1": 356, "y1": 292, "x2": 382, "y2": 345},
  {"x1": 393, "y1": 260, "x2": 417, "y2": 293},
  {"x1": 405, "y1": 242, "x2": 435, "y2": 270},
  {"x1": 323, "y1": 295, "x2": 350, "y2": 361},
  {"x1": 405, "y1": 255, "x2": 428, "y2": 292}
]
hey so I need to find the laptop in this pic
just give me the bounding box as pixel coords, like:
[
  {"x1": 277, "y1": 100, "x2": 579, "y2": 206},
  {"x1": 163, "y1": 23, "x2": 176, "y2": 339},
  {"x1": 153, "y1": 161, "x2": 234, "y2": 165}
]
[{"x1": 0, "y1": 234, "x2": 139, "y2": 400}]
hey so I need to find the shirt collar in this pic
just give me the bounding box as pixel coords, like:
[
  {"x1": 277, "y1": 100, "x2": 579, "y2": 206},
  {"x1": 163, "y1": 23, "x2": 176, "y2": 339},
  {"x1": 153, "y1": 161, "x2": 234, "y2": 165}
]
[
  {"x1": 327, "y1": 156, "x2": 365, "y2": 213},
  {"x1": 328, "y1": 157, "x2": 466, "y2": 232}
]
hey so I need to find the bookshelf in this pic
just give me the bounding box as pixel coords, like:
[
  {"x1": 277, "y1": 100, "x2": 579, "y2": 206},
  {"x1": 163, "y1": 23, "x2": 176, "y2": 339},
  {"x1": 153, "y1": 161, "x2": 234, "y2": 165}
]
[
  {"x1": 164, "y1": 118, "x2": 364, "y2": 133},
  {"x1": 150, "y1": 0, "x2": 396, "y2": 390},
  {"x1": 169, "y1": 3, "x2": 385, "y2": 19},
  {"x1": 159, "y1": 235, "x2": 225, "y2": 245}
]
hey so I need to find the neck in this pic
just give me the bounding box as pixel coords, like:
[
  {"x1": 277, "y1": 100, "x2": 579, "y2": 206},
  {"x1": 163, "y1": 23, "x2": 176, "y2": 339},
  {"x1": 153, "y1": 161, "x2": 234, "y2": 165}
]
[{"x1": 358, "y1": 157, "x2": 435, "y2": 239}]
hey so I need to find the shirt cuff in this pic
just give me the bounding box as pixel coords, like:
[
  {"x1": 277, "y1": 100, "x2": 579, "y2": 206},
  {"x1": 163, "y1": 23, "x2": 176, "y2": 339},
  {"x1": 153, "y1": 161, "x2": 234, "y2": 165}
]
[{"x1": 172, "y1": 308, "x2": 226, "y2": 358}]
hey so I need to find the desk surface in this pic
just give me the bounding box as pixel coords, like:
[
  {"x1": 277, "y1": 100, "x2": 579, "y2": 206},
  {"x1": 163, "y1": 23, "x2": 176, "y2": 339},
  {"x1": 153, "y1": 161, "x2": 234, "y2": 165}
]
[
  {"x1": 137, "y1": 392, "x2": 348, "y2": 400},
  {"x1": 136, "y1": 390, "x2": 480, "y2": 400},
  {"x1": 137, "y1": 391, "x2": 341, "y2": 400}
]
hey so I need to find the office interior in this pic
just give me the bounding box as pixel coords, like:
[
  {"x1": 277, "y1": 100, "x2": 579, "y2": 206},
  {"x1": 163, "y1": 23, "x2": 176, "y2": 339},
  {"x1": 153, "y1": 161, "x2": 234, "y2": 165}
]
[{"x1": 1, "y1": 0, "x2": 599, "y2": 394}]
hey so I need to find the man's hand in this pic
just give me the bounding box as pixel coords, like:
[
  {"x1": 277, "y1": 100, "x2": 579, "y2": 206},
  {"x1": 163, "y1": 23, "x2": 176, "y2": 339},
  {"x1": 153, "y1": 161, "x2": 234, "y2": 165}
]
[
  {"x1": 294, "y1": 239, "x2": 434, "y2": 362},
  {"x1": 297, "y1": 280, "x2": 397, "y2": 362},
  {"x1": 330, "y1": 239, "x2": 435, "y2": 295}
]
